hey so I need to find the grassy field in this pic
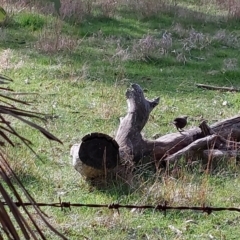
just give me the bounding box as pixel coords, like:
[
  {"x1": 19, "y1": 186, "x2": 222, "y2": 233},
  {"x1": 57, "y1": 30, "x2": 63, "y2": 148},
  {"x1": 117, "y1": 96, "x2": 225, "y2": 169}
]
[{"x1": 1, "y1": 0, "x2": 240, "y2": 239}]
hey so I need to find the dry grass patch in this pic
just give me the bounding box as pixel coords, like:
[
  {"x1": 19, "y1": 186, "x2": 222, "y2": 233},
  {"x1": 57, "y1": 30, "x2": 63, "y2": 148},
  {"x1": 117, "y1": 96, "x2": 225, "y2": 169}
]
[
  {"x1": 124, "y1": 0, "x2": 167, "y2": 18},
  {"x1": 60, "y1": 0, "x2": 89, "y2": 22},
  {"x1": 0, "y1": 48, "x2": 26, "y2": 71},
  {"x1": 132, "y1": 169, "x2": 211, "y2": 207},
  {"x1": 216, "y1": 0, "x2": 240, "y2": 19},
  {"x1": 96, "y1": 0, "x2": 119, "y2": 18},
  {"x1": 34, "y1": 20, "x2": 80, "y2": 53},
  {"x1": 223, "y1": 58, "x2": 238, "y2": 71},
  {"x1": 213, "y1": 30, "x2": 240, "y2": 49},
  {"x1": 131, "y1": 33, "x2": 172, "y2": 60},
  {"x1": 0, "y1": 48, "x2": 12, "y2": 70}
]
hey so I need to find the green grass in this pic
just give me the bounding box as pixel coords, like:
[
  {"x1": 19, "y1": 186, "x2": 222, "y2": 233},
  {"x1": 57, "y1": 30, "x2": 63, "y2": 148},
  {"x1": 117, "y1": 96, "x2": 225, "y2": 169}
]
[{"x1": 1, "y1": 0, "x2": 240, "y2": 239}]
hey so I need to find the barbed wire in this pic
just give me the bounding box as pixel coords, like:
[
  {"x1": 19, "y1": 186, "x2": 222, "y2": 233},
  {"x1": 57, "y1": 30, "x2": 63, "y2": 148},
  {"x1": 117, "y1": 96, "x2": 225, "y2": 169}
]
[{"x1": 2, "y1": 198, "x2": 240, "y2": 216}]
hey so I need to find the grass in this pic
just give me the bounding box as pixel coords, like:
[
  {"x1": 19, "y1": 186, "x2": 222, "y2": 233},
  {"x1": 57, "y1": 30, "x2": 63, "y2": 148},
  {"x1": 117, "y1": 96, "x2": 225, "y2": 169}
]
[{"x1": 1, "y1": 0, "x2": 240, "y2": 239}]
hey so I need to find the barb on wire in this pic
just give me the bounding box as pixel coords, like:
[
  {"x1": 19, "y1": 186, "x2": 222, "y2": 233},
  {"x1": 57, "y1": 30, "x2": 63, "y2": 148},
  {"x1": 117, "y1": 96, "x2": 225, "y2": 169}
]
[{"x1": 2, "y1": 199, "x2": 240, "y2": 216}]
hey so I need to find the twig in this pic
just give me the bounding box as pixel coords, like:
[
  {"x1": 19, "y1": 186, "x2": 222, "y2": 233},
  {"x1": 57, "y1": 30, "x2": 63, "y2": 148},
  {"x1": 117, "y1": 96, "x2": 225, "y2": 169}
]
[{"x1": 196, "y1": 84, "x2": 240, "y2": 92}]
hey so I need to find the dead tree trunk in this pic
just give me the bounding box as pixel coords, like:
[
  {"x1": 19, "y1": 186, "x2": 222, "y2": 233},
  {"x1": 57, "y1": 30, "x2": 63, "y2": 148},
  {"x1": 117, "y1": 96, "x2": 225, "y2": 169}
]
[
  {"x1": 115, "y1": 83, "x2": 159, "y2": 164},
  {"x1": 71, "y1": 84, "x2": 240, "y2": 179}
]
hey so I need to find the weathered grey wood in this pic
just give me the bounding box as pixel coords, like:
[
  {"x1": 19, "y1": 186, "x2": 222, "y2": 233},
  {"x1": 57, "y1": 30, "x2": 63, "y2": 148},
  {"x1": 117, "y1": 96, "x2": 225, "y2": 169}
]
[
  {"x1": 202, "y1": 149, "x2": 238, "y2": 161},
  {"x1": 115, "y1": 83, "x2": 159, "y2": 163},
  {"x1": 196, "y1": 83, "x2": 240, "y2": 92},
  {"x1": 147, "y1": 116, "x2": 240, "y2": 162},
  {"x1": 201, "y1": 149, "x2": 240, "y2": 170},
  {"x1": 164, "y1": 135, "x2": 222, "y2": 163},
  {"x1": 162, "y1": 120, "x2": 240, "y2": 164}
]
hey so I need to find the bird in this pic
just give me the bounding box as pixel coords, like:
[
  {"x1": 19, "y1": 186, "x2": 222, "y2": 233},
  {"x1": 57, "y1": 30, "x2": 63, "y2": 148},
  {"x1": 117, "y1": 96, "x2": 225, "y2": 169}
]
[{"x1": 173, "y1": 116, "x2": 188, "y2": 132}]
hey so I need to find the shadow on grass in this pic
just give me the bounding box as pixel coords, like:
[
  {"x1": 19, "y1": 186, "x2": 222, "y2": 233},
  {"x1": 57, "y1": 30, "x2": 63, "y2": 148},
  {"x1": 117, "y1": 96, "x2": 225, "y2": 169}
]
[{"x1": 85, "y1": 156, "x2": 240, "y2": 197}]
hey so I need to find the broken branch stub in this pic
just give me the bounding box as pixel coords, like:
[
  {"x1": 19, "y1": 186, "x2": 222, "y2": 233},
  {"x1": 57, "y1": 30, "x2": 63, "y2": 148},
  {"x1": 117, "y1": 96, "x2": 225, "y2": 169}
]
[{"x1": 115, "y1": 83, "x2": 160, "y2": 163}]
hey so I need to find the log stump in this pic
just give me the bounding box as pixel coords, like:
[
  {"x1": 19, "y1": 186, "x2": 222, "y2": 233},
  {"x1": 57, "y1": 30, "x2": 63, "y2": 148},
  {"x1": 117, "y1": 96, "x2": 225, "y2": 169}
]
[{"x1": 71, "y1": 133, "x2": 119, "y2": 179}]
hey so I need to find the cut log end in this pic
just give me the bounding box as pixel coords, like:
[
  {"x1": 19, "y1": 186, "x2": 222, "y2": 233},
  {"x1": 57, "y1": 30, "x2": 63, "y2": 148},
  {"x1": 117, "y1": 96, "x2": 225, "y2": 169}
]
[
  {"x1": 79, "y1": 132, "x2": 119, "y2": 170},
  {"x1": 199, "y1": 120, "x2": 213, "y2": 136}
]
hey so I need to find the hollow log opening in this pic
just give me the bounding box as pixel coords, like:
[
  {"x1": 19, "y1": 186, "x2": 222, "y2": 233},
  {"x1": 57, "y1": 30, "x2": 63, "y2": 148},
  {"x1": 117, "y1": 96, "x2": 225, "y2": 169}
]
[{"x1": 79, "y1": 132, "x2": 119, "y2": 169}]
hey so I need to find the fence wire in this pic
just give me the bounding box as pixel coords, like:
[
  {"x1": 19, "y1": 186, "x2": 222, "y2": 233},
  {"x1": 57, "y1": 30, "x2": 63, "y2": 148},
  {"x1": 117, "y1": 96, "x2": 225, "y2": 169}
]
[{"x1": 2, "y1": 198, "x2": 240, "y2": 216}]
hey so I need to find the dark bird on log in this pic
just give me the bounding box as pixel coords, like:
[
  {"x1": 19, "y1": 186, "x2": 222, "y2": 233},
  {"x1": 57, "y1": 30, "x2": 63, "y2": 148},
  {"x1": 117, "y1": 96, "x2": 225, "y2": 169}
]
[{"x1": 173, "y1": 116, "x2": 188, "y2": 132}]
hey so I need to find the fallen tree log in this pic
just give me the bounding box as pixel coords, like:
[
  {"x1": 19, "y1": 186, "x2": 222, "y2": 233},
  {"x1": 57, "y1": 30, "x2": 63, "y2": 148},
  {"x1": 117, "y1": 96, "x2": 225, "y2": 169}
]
[
  {"x1": 71, "y1": 84, "x2": 240, "y2": 179},
  {"x1": 164, "y1": 120, "x2": 240, "y2": 164},
  {"x1": 196, "y1": 83, "x2": 240, "y2": 92}
]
